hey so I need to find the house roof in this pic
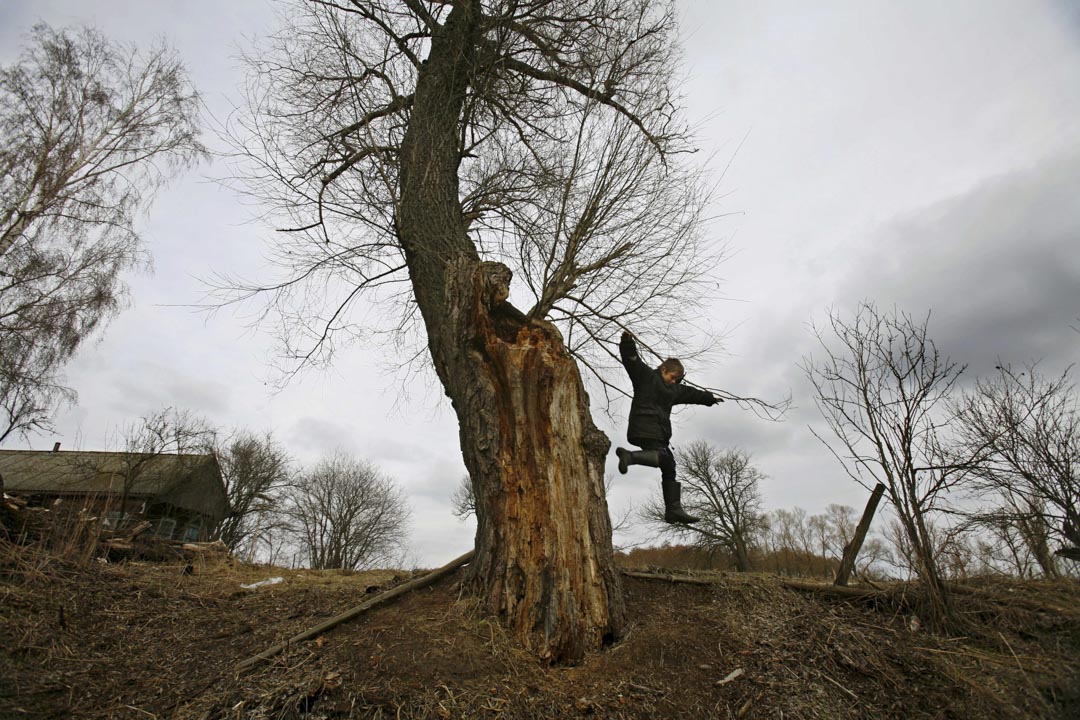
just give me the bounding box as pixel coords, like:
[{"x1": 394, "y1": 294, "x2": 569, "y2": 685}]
[{"x1": 0, "y1": 450, "x2": 229, "y2": 522}]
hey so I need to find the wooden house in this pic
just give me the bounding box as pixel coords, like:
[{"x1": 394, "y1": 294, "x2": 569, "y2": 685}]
[{"x1": 0, "y1": 448, "x2": 229, "y2": 541}]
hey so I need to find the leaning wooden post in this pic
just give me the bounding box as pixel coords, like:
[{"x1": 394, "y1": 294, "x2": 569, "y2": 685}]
[{"x1": 834, "y1": 483, "x2": 885, "y2": 586}]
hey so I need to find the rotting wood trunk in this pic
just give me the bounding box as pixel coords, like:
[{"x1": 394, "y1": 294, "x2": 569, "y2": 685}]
[
  {"x1": 394, "y1": 0, "x2": 625, "y2": 663},
  {"x1": 459, "y1": 296, "x2": 625, "y2": 662}
]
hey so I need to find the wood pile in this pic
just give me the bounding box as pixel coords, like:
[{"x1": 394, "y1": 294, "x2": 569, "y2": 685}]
[
  {"x1": 101, "y1": 532, "x2": 230, "y2": 562},
  {"x1": 1, "y1": 490, "x2": 230, "y2": 562}
]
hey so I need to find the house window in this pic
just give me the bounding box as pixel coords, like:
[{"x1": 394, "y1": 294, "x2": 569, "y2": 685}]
[
  {"x1": 154, "y1": 517, "x2": 177, "y2": 539},
  {"x1": 103, "y1": 511, "x2": 129, "y2": 529},
  {"x1": 182, "y1": 520, "x2": 202, "y2": 542}
]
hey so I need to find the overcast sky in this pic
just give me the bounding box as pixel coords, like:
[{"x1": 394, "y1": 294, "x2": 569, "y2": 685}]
[{"x1": 2, "y1": 1, "x2": 1077, "y2": 566}]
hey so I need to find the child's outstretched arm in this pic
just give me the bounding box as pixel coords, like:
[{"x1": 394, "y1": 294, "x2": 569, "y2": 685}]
[
  {"x1": 675, "y1": 383, "x2": 723, "y2": 407},
  {"x1": 619, "y1": 331, "x2": 652, "y2": 385}
]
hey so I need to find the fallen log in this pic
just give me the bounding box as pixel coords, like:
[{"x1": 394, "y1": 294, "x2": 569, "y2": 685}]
[
  {"x1": 181, "y1": 539, "x2": 229, "y2": 554},
  {"x1": 235, "y1": 549, "x2": 475, "y2": 672},
  {"x1": 780, "y1": 579, "x2": 882, "y2": 600},
  {"x1": 947, "y1": 582, "x2": 1080, "y2": 617},
  {"x1": 620, "y1": 569, "x2": 720, "y2": 586},
  {"x1": 622, "y1": 572, "x2": 889, "y2": 599},
  {"x1": 126, "y1": 520, "x2": 153, "y2": 540},
  {"x1": 102, "y1": 539, "x2": 134, "y2": 552},
  {"x1": 3, "y1": 493, "x2": 27, "y2": 509}
]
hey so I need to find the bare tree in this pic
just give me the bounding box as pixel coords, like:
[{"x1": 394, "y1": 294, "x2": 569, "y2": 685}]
[
  {"x1": 960, "y1": 508, "x2": 1044, "y2": 578},
  {"x1": 642, "y1": 443, "x2": 766, "y2": 571},
  {"x1": 822, "y1": 503, "x2": 857, "y2": 562},
  {"x1": 807, "y1": 513, "x2": 831, "y2": 576},
  {"x1": 952, "y1": 362, "x2": 1079, "y2": 566},
  {"x1": 803, "y1": 303, "x2": 968, "y2": 627},
  {"x1": 286, "y1": 452, "x2": 410, "y2": 570},
  {"x1": 217, "y1": 0, "x2": 724, "y2": 660},
  {"x1": 450, "y1": 474, "x2": 477, "y2": 521},
  {"x1": 766, "y1": 507, "x2": 809, "y2": 575},
  {"x1": 0, "y1": 24, "x2": 205, "y2": 443},
  {"x1": 212, "y1": 431, "x2": 293, "y2": 557},
  {"x1": 954, "y1": 496, "x2": 1060, "y2": 578},
  {"x1": 101, "y1": 407, "x2": 215, "y2": 530},
  {"x1": 855, "y1": 536, "x2": 892, "y2": 581}
]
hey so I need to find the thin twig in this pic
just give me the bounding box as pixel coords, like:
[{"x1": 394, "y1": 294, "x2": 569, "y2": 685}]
[
  {"x1": 998, "y1": 632, "x2": 1039, "y2": 691},
  {"x1": 819, "y1": 672, "x2": 858, "y2": 700},
  {"x1": 636, "y1": 338, "x2": 790, "y2": 421}
]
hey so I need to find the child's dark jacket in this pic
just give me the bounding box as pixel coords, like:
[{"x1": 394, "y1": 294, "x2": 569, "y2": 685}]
[{"x1": 620, "y1": 334, "x2": 717, "y2": 447}]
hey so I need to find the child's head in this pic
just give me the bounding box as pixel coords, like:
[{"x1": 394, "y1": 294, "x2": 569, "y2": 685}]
[{"x1": 659, "y1": 358, "x2": 685, "y2": 385}]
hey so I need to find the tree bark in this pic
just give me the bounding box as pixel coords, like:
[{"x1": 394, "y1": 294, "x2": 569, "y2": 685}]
[{"x1": 395, "y1": 0, "x2": 625, "y2": 663}]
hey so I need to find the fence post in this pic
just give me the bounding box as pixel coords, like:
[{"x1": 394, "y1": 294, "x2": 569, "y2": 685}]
[{"x1": 834, "y1": 482, "x2": 885, "y2": 586}]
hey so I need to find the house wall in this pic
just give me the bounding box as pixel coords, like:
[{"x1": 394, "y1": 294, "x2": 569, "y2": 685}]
[{"x1": 13, "y1": 492, "x2": 215, "y2": 540}]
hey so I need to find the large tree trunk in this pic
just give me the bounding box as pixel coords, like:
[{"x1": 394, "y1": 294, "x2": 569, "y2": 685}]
[{"x1": 395, "y1": 0, "x2": 625, "y2": 663}]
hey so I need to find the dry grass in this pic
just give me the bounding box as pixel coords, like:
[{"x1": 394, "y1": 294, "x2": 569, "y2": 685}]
[{"x1": 1, "y1": 535, "x2": 1078, "y2": 719}]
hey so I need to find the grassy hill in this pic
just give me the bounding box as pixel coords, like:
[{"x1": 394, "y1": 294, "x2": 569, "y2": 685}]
[{"x1": 2, "y1": 537, "x2": 1079, "y2": 719}]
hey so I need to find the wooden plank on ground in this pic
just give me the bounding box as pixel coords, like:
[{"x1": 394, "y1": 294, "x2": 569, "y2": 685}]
[{"x1": 235, "y1": 549, "x2": 475, "y2": 672}]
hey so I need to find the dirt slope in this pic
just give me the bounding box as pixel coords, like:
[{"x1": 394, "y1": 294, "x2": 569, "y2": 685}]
[{"x1": 2, "y1": 543, "x2": 1078, "y2": 719}]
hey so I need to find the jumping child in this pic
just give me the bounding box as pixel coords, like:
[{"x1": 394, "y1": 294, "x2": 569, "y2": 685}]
[{"x1": 615, "y1": 330, "x2": 722, "y2": 524}]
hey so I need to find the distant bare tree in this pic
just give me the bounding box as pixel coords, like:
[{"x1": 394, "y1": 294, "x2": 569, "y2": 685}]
[
  {"x1": 962, "y1": 508, "x2": 1046, "y2": 578},
  {"x1": 952, "y1": 362, "x2": 1079, "y2": 566},
  {"x1": 804, "y1": 303, "x2": 968, "y2": 627},
  {"x1": 822, "y1": 504, "x2": 857, "y2": 562},
  {"x1": 212, "y1": 431, "x2": 293, "y2": 556},
  {"x1": 855, "y1": 536, "x2": 892, "y2": 581},
  {"x1": 286, "y1": 452, "x2": 409, "y2": 570},
  {"x1": 450, "y1": 474, "x2": 476, "y2": 521},
  {"x1": 883, "y1": 519, "x2": 917, "y2": 579},
  {"x1": 643, "y1": 443, "x2": 766, "y2": 571},
  {"x1": 955, "y1": 496, "x2": 1060, "y2": 578},
  {"x1": 766, "y1": 507, "x2": 810, "y2": 575},
  {"x1": 757, "y1": 505, "x2": 874, "y2": 578},
  {"x1": 936, "y1": 529, "x2": 977, "y2": 580},
  {"x1": 807, "y1": 513, "x2": 831, "y2": 575},
  {"x1": 0, "y1": 24, "x2": 204, "y2": 443}
]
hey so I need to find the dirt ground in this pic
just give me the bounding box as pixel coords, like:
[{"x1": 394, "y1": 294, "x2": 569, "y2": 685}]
[{"x1": 2, "y1": 539, "x2": 1079, "y2": 720}]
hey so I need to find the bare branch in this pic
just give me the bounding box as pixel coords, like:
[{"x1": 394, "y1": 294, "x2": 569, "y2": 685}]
[{"x1": 1, "y1": 24, "x2": 203, "y2": 441}]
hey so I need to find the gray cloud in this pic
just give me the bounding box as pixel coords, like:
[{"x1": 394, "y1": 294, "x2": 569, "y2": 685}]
[{"x1": 837, "y1": 149, "x2": 1080, "y2": 378}]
